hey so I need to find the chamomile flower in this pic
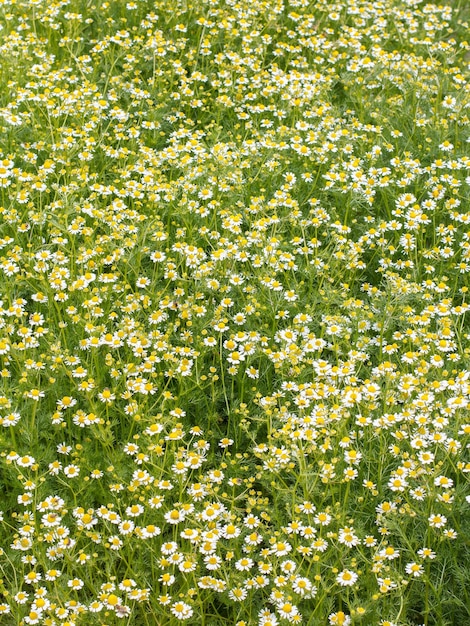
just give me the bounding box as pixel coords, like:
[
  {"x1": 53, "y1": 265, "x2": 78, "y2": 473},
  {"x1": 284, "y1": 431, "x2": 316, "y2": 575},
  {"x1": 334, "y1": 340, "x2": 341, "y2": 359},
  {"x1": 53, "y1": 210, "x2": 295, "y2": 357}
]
[{"x1": 336, "y1": 569, "x2": 358, "y2": 586}]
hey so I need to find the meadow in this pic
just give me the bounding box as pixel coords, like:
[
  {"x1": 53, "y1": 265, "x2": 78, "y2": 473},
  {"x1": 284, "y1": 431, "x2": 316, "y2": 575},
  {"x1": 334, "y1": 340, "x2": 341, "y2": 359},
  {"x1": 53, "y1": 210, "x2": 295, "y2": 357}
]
[{"x1": 0, "y1": 0, "x2": 469, "y2": 624}]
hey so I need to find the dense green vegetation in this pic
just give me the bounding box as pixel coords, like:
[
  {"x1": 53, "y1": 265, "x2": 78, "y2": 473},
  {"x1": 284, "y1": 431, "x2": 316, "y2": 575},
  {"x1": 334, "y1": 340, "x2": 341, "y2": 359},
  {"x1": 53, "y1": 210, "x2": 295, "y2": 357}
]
[{"x1": 0, "y1": 0, "x2": 469, "y2": 624}]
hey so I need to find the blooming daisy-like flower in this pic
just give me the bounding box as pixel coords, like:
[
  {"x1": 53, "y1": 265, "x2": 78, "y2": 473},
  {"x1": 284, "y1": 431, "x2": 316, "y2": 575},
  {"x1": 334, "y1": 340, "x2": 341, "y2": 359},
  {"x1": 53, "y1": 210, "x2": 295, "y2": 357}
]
[
  {"x1": 125, "y1": 504, "x2": 144, "y2": 518},
  {"x1": 329, "y1": 612, "x2": 351, "y2": 625},
  {"x1": 14, "y1": 591, "x2": 29, "y2": 604},
  {"x1": 314, "y1": 511, "x2": 332, "y2": 526},
  {"x1": 219, "y1": 437, "x2": 234, "y2": 448},
  {"x1": 1, "y1": 412, "x2": 20, "y2": 426},
  {"x1": 98, "y1": 388, "x2": 115, "y2": 403},
  {"x1": 377, "y1": 577, "x2": 398, "y2": 593},
  {"x1": 235, "y1": 557, "x2": 254, "y2": 571},
  {"x1": 44, "y1": 569, "x2": 61, "y2": 581},
  {"x1": 164, "y1": 509, "x2": 186, "y2": 525},
  {"x1": 146, "y1": 493, "x2": 164, "y2": 509},
  {"x1": 245, "y1": 531, "x2": 263, "y2": 546},
  {"x1": 405, "y1": 562, "x2": 424, "y2": 577},
  {"x1": 277, "y1": 601, "x2": 300, "y2": 621},
  {"x1": 229, "y1": 588, "x2": 247, "y2": 602},
  {"x1": 379, "y1": 546, "x2": 400, "y2": 560},
  {"x1": 336, "y1": 569, "x2": 358, "y2": 586},
  {"x1": 410, "y1": 487, "x2": 426, "y2": 501},
  {"x1": 140, "y1": 523, "x2": 160, "y2": 538},
  {"x1": 204, "y1": 554, "x2": 222, "y2": 570},
  {"x1": 298, "y1": 501, "x2": 316, "y2": 514},
  {"x1": 25, "y1": 389, "x2": 44, "y2": 401},
  {"x1": 63, "y1": 464, "x2": 80, "y2": 478},
  {"x1": 428, "y1": 514, "x2": 447, "y2": 528},
  {"x1": 292, "y1": 577, "x2": 315, "y2": 597},
  {"x1": 118, "y1": 520, "x2": 135, "y2": 535},
  {"x1": 434, "y1": 475, "x2": 453, "y2": 488},
  {"x1": 67, "y1": 578, "x2": 84, "y2": 590},
  {"x1": 89, "y1": 601, "x2": 103, "y2": 613},
  {"x1": 158, "y1": 572, "x2": 176, "y2": 587},
  {"x1": 258, "y1": 610, "x2": 279, "y2": 625},
  {"x1": 24, "y1": 610, "x2": 42, "y2": 625},
  {"x1": 24, "y1": 571, "x2": 42, "y2": 585},
  {"x1": 118, "y1": 578, "x2": 136, "y2": 592},
  {"x1": 418, "y1": 547, "x2": 436, "y2": 559},
  {"x1": 222, "y1": 523, "x2": 240, "y2": 539},
  {"x1": 244, "y1": 514, "x2": 261, "y2": 528},
  {"x1": 338, "y1": 527, "x2": 360, "y2": 547},
  {"x1": 388, "y1": 476, "x2": 408, "y2": 492},
  {"x1": 16, "y1": 455, "x2": 36, "y2": 468},
  {"x1": 280, "y1": 560, "x2": 296, "y2": 574},
  {"x1": 178, "y1": 559, "x2": 197, "y2": 573},
  {"x1": 55, "y1": 607, "x2": 69, "y2": 620},
  {"x1": 161, "y1": 542, "x2": 178, "y2": 555},
  {"x1": 270, "y1": 541, "x2": 292, "y2": 556},
  {"x1": 312, "y1": 538, "x2": 329, "y2": 552}
]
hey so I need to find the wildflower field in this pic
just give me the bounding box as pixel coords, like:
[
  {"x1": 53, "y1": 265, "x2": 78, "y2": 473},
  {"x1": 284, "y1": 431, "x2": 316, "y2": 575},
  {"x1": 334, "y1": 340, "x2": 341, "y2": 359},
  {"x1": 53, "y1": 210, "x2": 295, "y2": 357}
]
[{"x1": 1, "y1": 0, "x2": 470, "y2": 624}]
